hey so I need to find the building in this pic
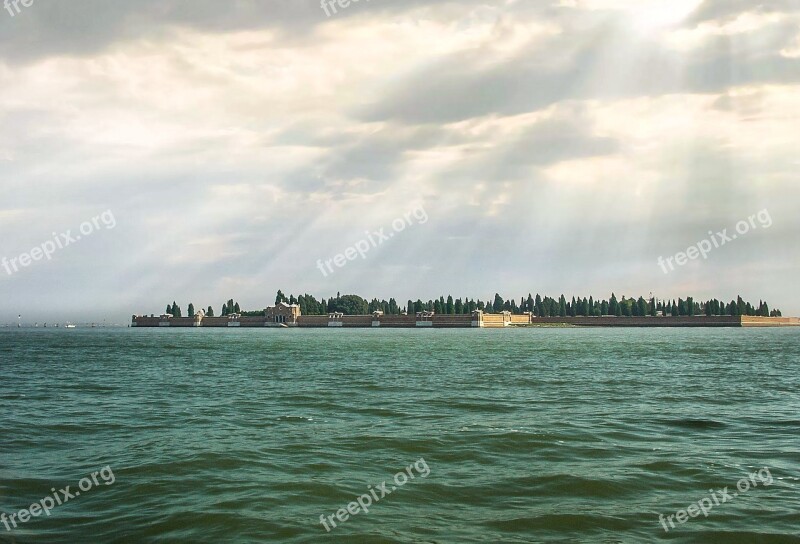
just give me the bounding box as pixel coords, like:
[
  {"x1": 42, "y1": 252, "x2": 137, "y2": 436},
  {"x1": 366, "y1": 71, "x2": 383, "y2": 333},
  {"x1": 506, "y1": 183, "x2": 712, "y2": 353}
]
[{"x1": 265, "y1": 302, "x2": 300, "y2": 325}]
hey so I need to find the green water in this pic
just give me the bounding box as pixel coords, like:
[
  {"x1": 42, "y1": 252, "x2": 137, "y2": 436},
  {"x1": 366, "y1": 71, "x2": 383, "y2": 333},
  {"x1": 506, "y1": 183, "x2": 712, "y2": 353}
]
[{"x1": 1, "y1": 328, "x2": 798, "y2": 543}]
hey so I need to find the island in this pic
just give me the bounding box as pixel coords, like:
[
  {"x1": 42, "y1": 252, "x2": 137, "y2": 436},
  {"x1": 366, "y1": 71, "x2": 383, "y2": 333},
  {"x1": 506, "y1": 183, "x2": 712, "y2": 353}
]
[{"x1": 132, "y1": 292, "x2": 799, "y2": 328}]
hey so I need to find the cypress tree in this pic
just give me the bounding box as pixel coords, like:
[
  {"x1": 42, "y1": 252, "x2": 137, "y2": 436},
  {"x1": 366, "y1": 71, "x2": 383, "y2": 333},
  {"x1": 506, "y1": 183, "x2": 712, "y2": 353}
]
[
  {"x1": 493, "y1": 294, "x2": 504, "y2": 313},
  {"x1": 609, "y1": 293, "x2": 618, "y2": 316}
]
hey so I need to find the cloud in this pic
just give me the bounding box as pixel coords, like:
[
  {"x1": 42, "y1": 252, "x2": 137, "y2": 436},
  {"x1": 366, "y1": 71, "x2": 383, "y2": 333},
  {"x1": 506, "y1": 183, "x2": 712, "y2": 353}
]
[
  {"x1": 361, "y1": 13, "x2": 800, "y2": 124},
  {"x1": 688, "y1": 0, "x2": 799, "y2": 23},
  {"x1": 0, "y1": 0, "x2": 799, "y2": 319}
]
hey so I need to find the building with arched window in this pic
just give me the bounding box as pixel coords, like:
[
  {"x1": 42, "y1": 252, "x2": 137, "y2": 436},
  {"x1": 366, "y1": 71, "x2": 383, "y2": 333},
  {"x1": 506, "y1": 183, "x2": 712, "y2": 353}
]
[{"x1": 265, "y1": 302, "x2": 300, "y2": 325}]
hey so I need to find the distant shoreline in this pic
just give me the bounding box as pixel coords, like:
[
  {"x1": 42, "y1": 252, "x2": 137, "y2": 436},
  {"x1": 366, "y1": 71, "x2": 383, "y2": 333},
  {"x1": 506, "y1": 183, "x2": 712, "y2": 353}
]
[{"x1": 132, "y1": 313, "x2": 800, "y2": 329}]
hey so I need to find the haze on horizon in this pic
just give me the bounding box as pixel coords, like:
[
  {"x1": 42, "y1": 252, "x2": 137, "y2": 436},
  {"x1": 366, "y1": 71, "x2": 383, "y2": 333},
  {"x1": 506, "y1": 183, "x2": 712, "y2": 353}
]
[{"x1": 1, "y1": 0, "x2": 799, "y2": 324}]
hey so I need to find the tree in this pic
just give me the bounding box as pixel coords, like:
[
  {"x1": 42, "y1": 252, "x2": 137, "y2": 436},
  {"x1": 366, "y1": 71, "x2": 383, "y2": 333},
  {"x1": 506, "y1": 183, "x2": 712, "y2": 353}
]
[
  {"x1": 171, "y1": 302, "x2": 181, "y2": 318},
  {"x1": 407, "y1": 300, "x2": 414, "y2": 315},
  {"x1": 234, "y1": 302, "x2": 241, "y2": 314},
  {"x1": 446, "y1": 295, "x2": 455, "y2": 315},
  {"x1": 275, "y1": 290, "x2": 287, "y2": 305},
  {"x1": 329, "y1": 295, "x2": 369, "y2": 315},
  {"x1": 188, "y1": 303, "x2": 195, "y2": 317},
  {"x1": 637, "y1": 297, "x2": 647, "y2": 317},
  {"x1": 206, "y1": 306, "x2": 214, "y2": 317},
  {"x1": 559, "y1": 295, "x2": 567, "y2": 317},
  {"x1": 621, "y1": 297, "x2": 631, "y2": 317},
  {"x1": 166, "y1": 304, "x2": 172, "y2": 316},
  {"x1": 609, "y1": 293, "x2": 618, "y2": 316},
  {"x1": 493, "y1": 293, "x2": 504, "y2": 313}
]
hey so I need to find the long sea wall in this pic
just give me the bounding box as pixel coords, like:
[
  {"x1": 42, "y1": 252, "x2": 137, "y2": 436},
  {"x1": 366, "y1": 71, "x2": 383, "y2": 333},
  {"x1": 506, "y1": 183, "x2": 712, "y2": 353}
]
[
  {"x1": 528, "y1": 316, "x2": 800, "y2": 327},
  {"x1": 132, "y1": 314, "x2": 800, "y2": 328}
]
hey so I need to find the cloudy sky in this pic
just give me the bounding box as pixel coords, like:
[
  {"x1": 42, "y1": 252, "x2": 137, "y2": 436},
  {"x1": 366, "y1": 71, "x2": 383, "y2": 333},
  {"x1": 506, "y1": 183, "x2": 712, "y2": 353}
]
[{"x1": 1, "y1": 0, "x2": 798, "y2": 323}]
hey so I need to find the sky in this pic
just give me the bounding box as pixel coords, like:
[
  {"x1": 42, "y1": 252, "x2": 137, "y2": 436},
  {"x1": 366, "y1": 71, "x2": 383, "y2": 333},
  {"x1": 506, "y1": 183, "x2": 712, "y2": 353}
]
[{"x1": 0, "y1": 0, "x2": 798, "y2": 323}]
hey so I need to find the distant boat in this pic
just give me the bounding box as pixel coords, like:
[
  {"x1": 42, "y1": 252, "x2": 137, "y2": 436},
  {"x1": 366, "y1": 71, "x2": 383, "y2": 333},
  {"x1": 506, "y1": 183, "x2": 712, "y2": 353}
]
[{"x1": 65, "y1": 323, "x2": 76, "y2": 329}]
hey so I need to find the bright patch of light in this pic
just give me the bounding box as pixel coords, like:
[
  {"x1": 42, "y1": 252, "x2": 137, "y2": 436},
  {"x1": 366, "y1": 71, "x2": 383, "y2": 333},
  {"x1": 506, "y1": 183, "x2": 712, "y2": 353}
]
[
  {"x1": 570, "y1": 0, "x2": 703, "y2": 31},
  {"x1": 782, "y1": 35, "x2": 800, "y2": 58},
  {"x1": 630, "y1": 0, "x2": 703, "y2": 31}
]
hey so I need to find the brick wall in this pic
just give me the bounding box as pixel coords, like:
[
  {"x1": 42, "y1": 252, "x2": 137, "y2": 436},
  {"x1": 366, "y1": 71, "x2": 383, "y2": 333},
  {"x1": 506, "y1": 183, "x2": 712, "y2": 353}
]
[
  {"x1": 530, "y1": 316, "x2": 742, "y2": 327},
  {"x1": 482, "y1": 314, "x2": 508, "y2": 327},
  {"x1": 741, "y1": 316, "x2": 800, "y2": 327},
  {"x1": 341, "y1": 316, "x2": 374, "y2": 327},
  {"x1": 377, "y1": 315, "x2": 417, "y2": 327},
  {"x1": 132, "y1": 313, "x2": 799, "y2": 328},
  {"x1": 200, "y1": 317, "x2": 231, "y2": 328},
  {"x1": 432, "y1": 315, "x2": 473, "y2": 328},
  {"x1": 297, "y1": 316, "x2": 329, "y2": 327},
  {"x1": 167, "y1": 318, "x2": 196, "y2": 327},
  {"x1": 132, "y1": 316, "x2": 160, "y2": 327},
  {"x1": 239, "y1": 316, "x2": 266, "y2": 327}
]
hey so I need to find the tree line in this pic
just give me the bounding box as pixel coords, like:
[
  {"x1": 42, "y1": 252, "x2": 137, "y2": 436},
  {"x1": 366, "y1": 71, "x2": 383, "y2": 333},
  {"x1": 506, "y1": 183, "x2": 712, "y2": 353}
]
[{"x1": 162, "y1": 292, "x2": 781, "y2": 318}]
